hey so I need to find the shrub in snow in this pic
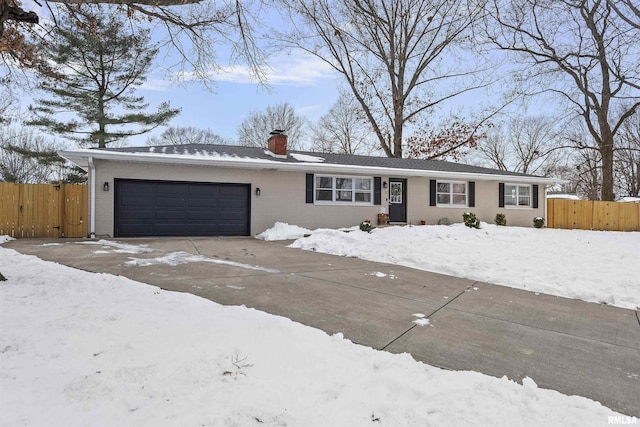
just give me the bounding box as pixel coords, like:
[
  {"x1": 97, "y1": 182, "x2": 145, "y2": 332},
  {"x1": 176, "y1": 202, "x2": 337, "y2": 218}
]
[
  {"x1": 533, "y1": 217, "x2": 545, "y2": 228},
  {"x1": 359, "y1": 220, "x2": 374, "y2": 233},
  {"x1": 463, "y1": 212, "x2": 481, "y2": 229},
  {"x1": 495, "y1": 213, "x2": 507, "y2": 226}
]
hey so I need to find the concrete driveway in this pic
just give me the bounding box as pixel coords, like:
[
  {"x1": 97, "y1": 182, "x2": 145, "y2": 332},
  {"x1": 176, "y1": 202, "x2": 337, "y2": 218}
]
[{"x1": 4, "y1": 237, "x2": 640, "y2": 417}]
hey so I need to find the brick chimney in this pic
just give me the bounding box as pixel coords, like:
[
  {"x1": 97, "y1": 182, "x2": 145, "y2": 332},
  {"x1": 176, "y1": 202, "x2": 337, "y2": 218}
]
[{"x1": 267, "y1": 130, "x2": 287, "y2": 157}]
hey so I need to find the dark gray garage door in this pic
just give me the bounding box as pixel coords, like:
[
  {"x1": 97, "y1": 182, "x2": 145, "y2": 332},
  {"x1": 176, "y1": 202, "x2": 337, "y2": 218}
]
[{"x1": 115, "y1": 179, "x2": 250, "y2": 237}]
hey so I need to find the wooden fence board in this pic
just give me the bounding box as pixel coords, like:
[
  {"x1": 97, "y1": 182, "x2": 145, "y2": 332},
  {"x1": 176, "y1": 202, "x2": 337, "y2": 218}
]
[
  {"x1": 548, "y1": 199, "x2": 640, "y2": 231},
  {"x1": 0, "y1": 182, "x2": 88, "y2": 238}
]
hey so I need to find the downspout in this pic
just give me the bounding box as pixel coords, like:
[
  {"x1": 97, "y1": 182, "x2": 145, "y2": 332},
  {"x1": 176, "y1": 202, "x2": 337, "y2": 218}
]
[{"x1": 88, "y1": 157, "x2": 96, "y2": 238}]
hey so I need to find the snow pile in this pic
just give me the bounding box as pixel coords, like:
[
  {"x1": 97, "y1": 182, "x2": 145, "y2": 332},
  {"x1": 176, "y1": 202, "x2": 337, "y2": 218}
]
[
  {"x1": 77, "y1": 239, "x2": 157, "y2": 254},
  {"x1": 0, "y1": 235, "x2": 14, "y2": 244},
  {"x1": 289, "y1": 224, "x2": 640, "y2": 310},
  {"x1": 0, "y1": 246, "x2": 624, "y2": 426},
  {"x1": 125, "y1": 251, "x2": 280, "y2": 273},
  {"x1": 256, "y1": 222, "x2": 312, "y2": 241}
]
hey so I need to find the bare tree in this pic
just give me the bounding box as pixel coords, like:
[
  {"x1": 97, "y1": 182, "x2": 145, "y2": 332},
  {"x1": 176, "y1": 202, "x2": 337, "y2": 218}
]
[
  {"x1": 570, "y1": 149, "x2": 602, "y2": 201},
  {"x1": 237, "y1": 102, "x2": 307, "y2": 149},
  {"x1": 609, "y1": 0, "x2": 640, "y2": 29},
  {"x1": 310, "y1": 92, "x2": 374, "y2": 155},
  {"x1": 146, "y1": 126, "x2": 234, "y2": 145},
  {"x1": 1, "y1": 0, "x2": 266, "y2": 85},
  {"x1": 0, "y1": 124, "x2": 66, "y2": 183},
  {"x1": 277, "y1": 0, "x2": 489, "y2": 158},
  {"x1": 484, "y1": 0, "x2": 640, "y2": 201},
  {"x1": 406, "y1": 115, "x2": 492, "y2": 161},
  {"x1": 615, "y1": 111, "x2": 640, "y2": 197},
  {"x1": 476, "y1": 116, "x2": 565, "y2": 176}
]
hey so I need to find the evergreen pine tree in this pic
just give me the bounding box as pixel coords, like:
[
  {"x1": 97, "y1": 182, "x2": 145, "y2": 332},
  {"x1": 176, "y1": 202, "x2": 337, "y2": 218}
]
[{"x1": 28, "y1": 6, "x2": 180, "y2": 148}]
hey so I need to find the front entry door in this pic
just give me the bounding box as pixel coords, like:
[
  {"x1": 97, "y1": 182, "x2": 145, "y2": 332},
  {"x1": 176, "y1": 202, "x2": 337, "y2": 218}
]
[{"x1": 388, "y1": 178, "x2": 407, "y2": 223}]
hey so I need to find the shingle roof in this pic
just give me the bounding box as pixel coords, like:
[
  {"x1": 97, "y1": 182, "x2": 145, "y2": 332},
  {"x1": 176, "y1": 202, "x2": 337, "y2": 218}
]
[{"x1": 99, "y1": 144, "x2": 535, "y2": 178}]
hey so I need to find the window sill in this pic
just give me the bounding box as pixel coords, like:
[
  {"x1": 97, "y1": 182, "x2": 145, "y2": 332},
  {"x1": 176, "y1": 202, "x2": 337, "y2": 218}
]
[
  {"x1": 314, "y1": 202, "x2": 374, "y2": 207},
  {"x1": 435, "y1": 205, "x2": 468, "y2": 208}
]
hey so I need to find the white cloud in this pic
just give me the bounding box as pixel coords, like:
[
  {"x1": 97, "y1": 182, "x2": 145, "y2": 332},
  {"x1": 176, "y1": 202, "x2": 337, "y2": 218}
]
[
  {"x1": 140, "y1": 78, "x2": 174, "y2": 92},
  {"x1": 177, "y1": 53, "x2": 338, "y2": 86}
]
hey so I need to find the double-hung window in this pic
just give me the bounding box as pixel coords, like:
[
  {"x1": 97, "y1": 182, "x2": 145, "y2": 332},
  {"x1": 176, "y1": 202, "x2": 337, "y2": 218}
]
[
  {"x1": 315, "y1": 176, "x2": 373, "y2": 204},
  {"x1": 504, "y1": 184, "x2": 531, "y2": 207},
  {"x1": 436, "y1": 181, "x2": 467, "y2": 207}
]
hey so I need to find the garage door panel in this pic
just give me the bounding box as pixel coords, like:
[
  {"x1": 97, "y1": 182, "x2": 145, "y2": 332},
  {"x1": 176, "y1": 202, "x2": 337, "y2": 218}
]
[
  {"x1": 115, "y1": 180, "x2": 249, "y2": 237},
  {"x1": 156, "y1": 210, "x2": 186, "y2": 221},
  {"x1": 188, "y1": 198, "x2": 219, "y2": 208},
  {"x1": 156, "y1": 197, "x2": 186, "y2": 208},
  {"x1": 120, "y1": 196, "x2": 153, "y2": 207},
  {"x1": 221, "y1": 199, "x2": 249, "y2": 209},
  {"x1": 159, "y1": 183, "x2": 187, "y2": 194},
  {"x1": 119, "y1": 209, "x2": 153, "y2": 220},
  {"x1": 119, "y1": 223, "x2": 154, "y2": 234},
  {"x1": 188, "y1": 211, "x2": 217, "y2": 221},
  {"x1": 188, "y1": 185, "x2": 218, "y2": 196}
]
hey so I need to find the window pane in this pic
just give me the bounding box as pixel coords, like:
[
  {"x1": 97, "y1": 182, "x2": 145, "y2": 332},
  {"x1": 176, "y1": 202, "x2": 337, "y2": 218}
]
[
  {"x1": 518, "y1": 196, "x2": 530, "y2": 206},
  {"x1": 452, "y1": 194, "x2": 466, "y2": 205},
  {"x1": 355, "y1": 192, "x2": 371, "y2": 202},
  {"x1": 437, "y1": 194, "x2": 450, "y2": 204},
  {"x1": 355, "y1": 179, "x2": 371, "y2": 190},
  {"x1": 336, "y1": 178, "x2": 352, "y2": 189},
  {"x1": 519, "y1": 185, "x2": 530, "y2": 196},
  {"x1": 336, "y1": 190, "x2": 352, "y2": 201},
  {"x1": 316, "y1": 177, "x2": 332, "y2": 189},
  {"x1": 316, "y1": 190, "x2": 332, "y2": 201},
  {"x1": 437, "y1": 182, "x2": 450, "y2": 193},
  {"x1": 452, "y1": 183, "x2": 466, "y2": 194}
]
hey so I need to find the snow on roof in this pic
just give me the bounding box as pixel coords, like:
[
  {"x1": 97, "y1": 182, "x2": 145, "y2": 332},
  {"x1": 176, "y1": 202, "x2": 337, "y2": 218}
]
[
  {"x1": 547, "y1": 194, "x2": 582, "y2": 200},
  {"x1": 59, "y1": 144, "x2": 564, "y2": 184},
  {"x1": 290, "y1": 153, "x2": 325, "y2": 163}
]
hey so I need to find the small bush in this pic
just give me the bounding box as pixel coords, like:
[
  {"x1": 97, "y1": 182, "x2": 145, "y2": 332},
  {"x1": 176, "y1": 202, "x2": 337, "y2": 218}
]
[
  {"x1": 360, "y1": 220, "x2": 374, "y2": 233},
  {"x1": 495, "y1": 213, "x2": 507, "y2": 226},
  {"x1": 533, "y1": 217, "x2": 545, "y2": 228},
  {"x1": 437, "y1": 217, "x2": 451, "y2": 226},
  {"x1": 463, "y1": 212, "x2": 481, "y2": 229}
]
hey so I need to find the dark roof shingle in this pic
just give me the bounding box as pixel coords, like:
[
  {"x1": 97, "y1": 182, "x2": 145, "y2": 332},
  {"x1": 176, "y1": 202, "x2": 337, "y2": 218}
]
[{"x1": 99, "y1": 144, "x2": 536, "y2": 178}]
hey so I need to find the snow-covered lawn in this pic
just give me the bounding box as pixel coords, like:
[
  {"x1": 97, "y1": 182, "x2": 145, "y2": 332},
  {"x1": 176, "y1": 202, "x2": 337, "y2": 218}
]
[
  {"x1": 0, "y1": 238, "x2": 629, "y2": 426},
  {"x1": 259, "y1": 223, "x2": 640, "y2": 310}
]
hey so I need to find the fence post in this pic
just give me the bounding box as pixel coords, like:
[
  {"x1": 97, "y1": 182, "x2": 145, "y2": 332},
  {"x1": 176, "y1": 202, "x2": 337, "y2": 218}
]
[{"x1": 58, "y1": 180, "x2": 64, "y2": 238}]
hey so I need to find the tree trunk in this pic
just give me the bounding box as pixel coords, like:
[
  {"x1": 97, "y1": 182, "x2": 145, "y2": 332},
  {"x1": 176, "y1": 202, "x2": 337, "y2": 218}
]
[
  {"x1": 598, "y1": 116, "x2": 616, "y2": 201},
  {"x1": 600, "y1": 138, "x2": 615, "y2": 201}
]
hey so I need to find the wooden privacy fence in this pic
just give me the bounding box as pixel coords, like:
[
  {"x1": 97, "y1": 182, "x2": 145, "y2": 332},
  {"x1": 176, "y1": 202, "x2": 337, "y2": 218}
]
[
  {"x1": 0, "y1": 182, "x2": 88, "y2": 238},
  {"x1": 547, "y1": 199, "x2": 640, "y2": 231}
]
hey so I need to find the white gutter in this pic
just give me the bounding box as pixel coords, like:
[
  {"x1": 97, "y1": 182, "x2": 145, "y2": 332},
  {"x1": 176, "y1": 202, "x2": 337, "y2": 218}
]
[
  {"x1": 60, "y1": 149, "x2": 565, "y2": 186},
  {"x1": 88, "y1": 156, "x2": 96, "y2": 238}
]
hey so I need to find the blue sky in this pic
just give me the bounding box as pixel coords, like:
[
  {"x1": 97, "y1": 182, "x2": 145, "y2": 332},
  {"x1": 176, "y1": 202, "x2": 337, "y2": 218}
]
[{"x1": 138, "y1": 52, "x2": 343, "y2": 145}]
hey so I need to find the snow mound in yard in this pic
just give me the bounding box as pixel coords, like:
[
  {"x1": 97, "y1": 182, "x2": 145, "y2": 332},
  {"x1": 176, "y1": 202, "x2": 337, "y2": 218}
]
[
  {"x1": 256, "y1": 222, "x2": 312, "y2": 241},
  {"x1": 0, "y1": 235, "x2": 15, "y2": 244},
  {"x1": 0, "y1": 246, "x2": 626, "y2": 426},
  {"x1": 289, "y1": 224, "x2": 640, "y2": 310}
]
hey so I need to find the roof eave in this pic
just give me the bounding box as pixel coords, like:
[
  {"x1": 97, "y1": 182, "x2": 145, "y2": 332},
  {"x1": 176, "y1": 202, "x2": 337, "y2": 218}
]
[{"x1": 58, "y1": 149, "x2": 563, "y2": 185}]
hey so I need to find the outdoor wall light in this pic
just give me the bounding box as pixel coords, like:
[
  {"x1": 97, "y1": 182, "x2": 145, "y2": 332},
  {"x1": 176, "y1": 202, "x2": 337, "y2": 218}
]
[
  {"x1": 255, "y1": 187, "x2": 261, "y2": 196},
  {"x1": 103, "y1": 182, "x2": 109, "y2": 191},
  {"x1": 383, "y1": 181, "x2": 388, "y2": 189}
]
